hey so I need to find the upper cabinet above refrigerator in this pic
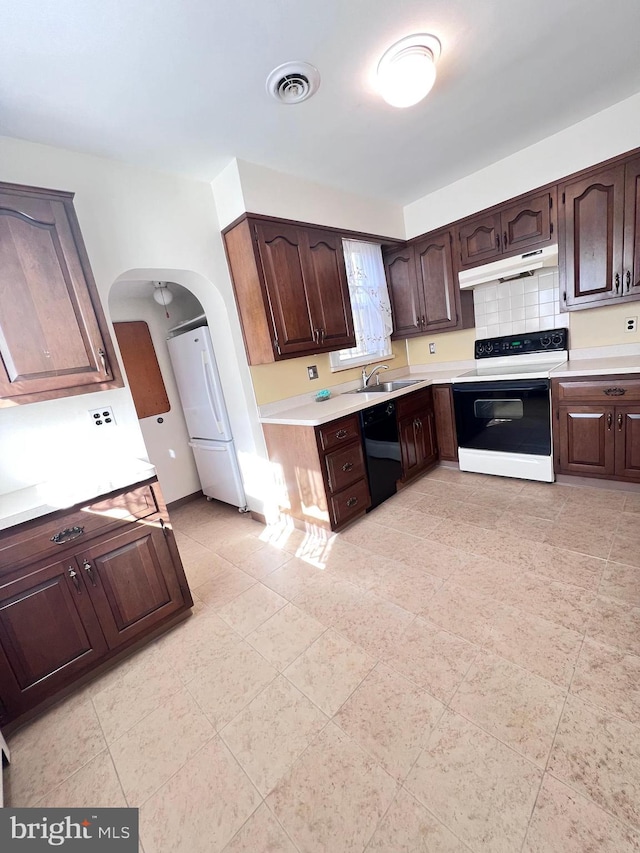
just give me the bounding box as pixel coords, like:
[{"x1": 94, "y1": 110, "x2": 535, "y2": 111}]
[{"x1": 0, "y1": 181, "x2": 123, "y2": 405}]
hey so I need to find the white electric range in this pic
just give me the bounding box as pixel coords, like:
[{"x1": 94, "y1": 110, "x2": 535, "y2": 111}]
[{"x1": 451, "y1": 328, "x2": 569, "y2": 482}]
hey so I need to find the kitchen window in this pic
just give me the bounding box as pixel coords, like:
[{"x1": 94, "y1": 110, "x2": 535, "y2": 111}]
[{"x1": 330, "y1": 240, "x2": 393, "y2": 370}]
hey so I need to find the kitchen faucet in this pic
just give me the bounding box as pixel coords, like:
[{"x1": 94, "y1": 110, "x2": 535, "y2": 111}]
[{"x1": 362, "y1": 363, "x2": 389, "y2": 388}]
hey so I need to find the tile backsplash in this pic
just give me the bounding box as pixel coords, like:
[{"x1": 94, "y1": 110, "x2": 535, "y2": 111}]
[{"x1": 473, "y1": 268, "x2": 564, "y2": 339}]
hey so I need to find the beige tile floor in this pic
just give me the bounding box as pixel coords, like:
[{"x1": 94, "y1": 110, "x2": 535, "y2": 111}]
[{"x1": 4, "y1": 466, "x2": 640, "y2": 852}]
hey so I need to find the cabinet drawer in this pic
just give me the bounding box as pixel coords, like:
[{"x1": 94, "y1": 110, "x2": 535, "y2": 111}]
[
  {"x1": 0, "y1": 484, "x2": 158, "y2": 574},
  {"x1": 555, "y1": 377, "x2": 640, "y2": 403},
  {"x1": 396, "y1": 387, "x2": 433, "y2": 419},
  {"x1": 324, "y1": 442, "x2": 366, "y2": 494},
  {"x1": 317, "y1": 415, "x2": 361, "y2": 452},
  {"x1": 328, "y1": 478, "x2": 371, "y2": 528}
]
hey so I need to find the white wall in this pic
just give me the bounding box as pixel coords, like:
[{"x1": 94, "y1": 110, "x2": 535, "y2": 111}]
[
  {"x1": 404, "y1": 91, "x2": 640, "y2": 238},
  {"x1": 108, "y1": 284, "x2": 202, "y2": 504},
  {"x1": 213, "y1": 158, "x2": 406, "y2": 238},
  {"x1": 0, "y1": 135, "x2": 268, "y2": 513}
]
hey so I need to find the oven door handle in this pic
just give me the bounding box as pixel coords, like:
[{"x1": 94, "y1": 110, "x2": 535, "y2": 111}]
[{"x1": 452, "y1": 380, "x2": 550, "y2": 394}]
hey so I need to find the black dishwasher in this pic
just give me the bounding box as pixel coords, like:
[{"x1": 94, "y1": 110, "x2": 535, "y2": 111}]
[{"x1": 359, "y1": 401, "x2": 402, "y2": 509}]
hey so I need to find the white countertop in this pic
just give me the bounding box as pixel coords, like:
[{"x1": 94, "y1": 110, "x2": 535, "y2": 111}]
[
  {"x1": 550, "y1": 354, "x2": 640, "y2": 378},
  {"x1": 258, "y1": 345, "x2": 640, "y2": 428},
  {"x1": 0, "y1": 459, "x2": 156, "y2": 532},
  {"x1": 258, "y1": 363, "x2": 474, "y2": 427}
]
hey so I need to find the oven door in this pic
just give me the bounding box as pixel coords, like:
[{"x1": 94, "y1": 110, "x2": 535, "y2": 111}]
[{"x1": 452, "y1": 379, "x2": 551, "y2": 456}]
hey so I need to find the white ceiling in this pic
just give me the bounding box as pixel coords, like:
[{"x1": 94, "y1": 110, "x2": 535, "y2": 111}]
[{"x1": 2, "y1": 0, "x2": 640, "y2": 205}]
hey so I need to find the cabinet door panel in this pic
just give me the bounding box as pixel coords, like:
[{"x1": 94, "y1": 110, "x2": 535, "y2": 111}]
[
  {"x1": 0, "y1": 194, "x2": 113, "y2": 398},
  {"x1": 615, "y1": 408, "x2": 640, "y2": 481},
  {"x1": 557, "y1": 406, "x2": 615, "y2": 476},
  {"x1": 420, "y1": 411, "x2": 438, "y2": 469},
  {"x1": 561, "y1": 167, "x2": 625, "y2": 308},
  {"x1": 304, "y1": 228, "x2": 355, "y2": 349},
  {"x1": 501, "y1": 191, "x2": 554, "y2": 254},
  {"x1": 623, "y1": 157, "x2": 640, "y2": 300},
  {"x1": 254, "y1": 222, "x2": 316, "y2": 355},
  {"x1": 79, "y1": 522, "x2": 184, "y2": 649},
  {"x1": 398, "y1": 415, "x2": 421, "y2": 480},
  {"x1": 432, "y1": 385, "x2": 458, "y2": 461},
  {"x1": 414, "y1": 230, "x2": 459, "y2": 332},
  {"x1": 384, "y1": 246, "x2": 423, "y2": 338},
  {"x1": 0, "y1": 559, "x2": 107, "y2": 719},
  {"x1": 457, "y1": 212, "x2": 502, "y2": 267}
]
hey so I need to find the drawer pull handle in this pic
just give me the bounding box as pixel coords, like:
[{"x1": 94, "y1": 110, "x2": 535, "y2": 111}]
[
  {"x1": 607, "y1": 412, "x2": 613, "y2": 430},
  {"x1": 346, "y1": 497, "x2": 358, "y2": 508},
  {"x1": 618, "y1": 413, "x2": 624, "y2": 431},
  {"x1": 335, "y1": 429, "x2": 349, "y2": 440},
  {"x1": 82, "y1": 559, "x2": 97, "y2": 587},
  {"x1": 603, "y1": 387, "x2": 626, "y2": 396},
  {"x1": 51, "y1": 526, "x2": 85, "y2": 544},
  {"x1": 626, "y1": 270, "x2": 632, "y2": 290},
  {"x1": 615, "y1": 272, "x2": 620, "y2": 293},
  {"x1": 341, "y1": 462, "x2": 354, "y2": 472},
  {"x1": 68, "y1": 567, "x2": 81, "y2": 593}
]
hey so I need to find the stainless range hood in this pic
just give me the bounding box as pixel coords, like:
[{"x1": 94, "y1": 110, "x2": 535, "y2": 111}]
[{"x1": 458, "y1": 245, "x2": 558, "y2": 289}]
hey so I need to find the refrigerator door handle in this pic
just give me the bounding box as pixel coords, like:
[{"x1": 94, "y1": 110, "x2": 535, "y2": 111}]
[
  {"x1": 188, "y1": 441, "x2": 226, "y2": 451},
  {"x1": 201, "y1": 351, "x2": 224, "y2": 435}
]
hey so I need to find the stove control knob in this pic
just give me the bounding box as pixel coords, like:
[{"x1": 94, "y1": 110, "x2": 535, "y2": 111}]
[
  {"x1": 540, "y1": 335, "x2": 551, "y2": 347},
  {"x1": 551, "y1": 333, "x2": 563, "y2": 346},
  {"x1": 476, "y1": 343, "x2": 484, "y2": 355},
  {"x1": 486, "y1": 343, "x2": 493, "y2": 354}
]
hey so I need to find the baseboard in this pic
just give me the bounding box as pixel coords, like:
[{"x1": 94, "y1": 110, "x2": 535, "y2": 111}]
[{"x1": 166, "y1": 491, "x2": 203, "y2": 511}]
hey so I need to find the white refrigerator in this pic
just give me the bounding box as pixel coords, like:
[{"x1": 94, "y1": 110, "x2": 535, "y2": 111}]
[{"x1": 167, "y1": 325, "x2": 247, "y2": 510}]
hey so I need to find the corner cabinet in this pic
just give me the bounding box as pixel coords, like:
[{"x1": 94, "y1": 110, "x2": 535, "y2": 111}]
[
  {"x1": 0, "y1": 479, "x2": 192, "y2": 728},
  {"x1": 559, "y1": 157, "x2": 640, "y2": 310},
  {"x1": 223, "y1": 216, "x2": 355, "y2": 364},
  {"x1": 383, "y1": 229, "x2": 474, "y2": 339},
  {"x1": 0, "y1": 182, "x2": 123, "y2": 404},
  {"x1": 552, "y1": 376, "x2": 640, "y2": 482}
]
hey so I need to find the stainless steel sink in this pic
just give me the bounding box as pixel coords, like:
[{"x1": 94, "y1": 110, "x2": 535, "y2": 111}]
[{"x1": 346, "y1": 379, "x2": 421, "y2": 394}]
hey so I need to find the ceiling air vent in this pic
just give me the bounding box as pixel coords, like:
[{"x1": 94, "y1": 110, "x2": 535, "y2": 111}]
[{"x1": 266, "y1": 62, "x2": 320, "y2": 104}]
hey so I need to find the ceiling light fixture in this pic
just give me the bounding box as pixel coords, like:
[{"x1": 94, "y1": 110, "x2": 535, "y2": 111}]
[
  {"x1": 377, "y1": 34, "x2": 441, "y2": 108},
  {"x1": 152, "y1": 282, "x2": 173, "y2": 317}
]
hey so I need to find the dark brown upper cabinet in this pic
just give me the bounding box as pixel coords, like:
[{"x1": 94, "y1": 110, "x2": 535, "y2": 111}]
[
  {"x1": 559, "y1": 156, "x2": 640, "y2": 310},
  {"x1": 223, "y1": 216, "x2": 355, "y2": 364},
  {"x1": 457, "y1": 190, "x2": 556, "y2": 268},
  {"x1": 384, "y1": 229, "x2": 474, "y2": 339},
  {"x1": 0, "y1": 182, "x2": 122, "y2": 405}
]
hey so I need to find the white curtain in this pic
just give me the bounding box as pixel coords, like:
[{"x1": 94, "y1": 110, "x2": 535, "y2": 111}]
[{"x1": 331, "y1": 240, "x2": 393, "y2": 367}]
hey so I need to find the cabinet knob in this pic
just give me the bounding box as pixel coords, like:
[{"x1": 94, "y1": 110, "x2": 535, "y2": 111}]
[
  {"x1": 341, "y1": 461, "x2": 354, "y2": 472},
  {"x1": 346, "y1": 496, "x2": 358, "y2": 508}
]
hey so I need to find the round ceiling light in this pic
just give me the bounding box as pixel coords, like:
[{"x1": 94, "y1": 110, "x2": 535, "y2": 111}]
[
  {"x1": 266, "y1": 61, "x2": 321, "y2": 104},
  {"x1": 152, "y1": 282, "x2": 173, "y2": 306},
  {"x1": 377, "y1": 34, "x2": 441, "y2": 108}
]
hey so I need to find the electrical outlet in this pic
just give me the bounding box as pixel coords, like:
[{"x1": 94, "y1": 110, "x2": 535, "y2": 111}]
[
  {"x1": 89, "y1": 407, "x2": 116, "y2": 426},
  {"x1": 429, "y1": 342, "x2": 436, "y2": 354},
  {"x1": 307, "y1": 365, "x2": 318, "y2": 380},
  {"x1": 625, "y1": 316, "x2": 637, "y2": 333}
]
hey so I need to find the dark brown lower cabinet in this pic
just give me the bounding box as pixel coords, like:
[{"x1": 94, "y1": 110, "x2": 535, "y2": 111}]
[
  {"x1": 397, "y1": 388, "x2": 438, "y2": 483},
  {"x1": 0, "y1": 479, "x2": 192, "y2": 727},
  {"x1": 432, "y1": 384, "x2": 458, "y2": 461}
]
